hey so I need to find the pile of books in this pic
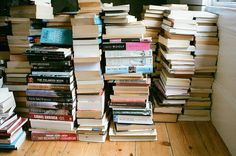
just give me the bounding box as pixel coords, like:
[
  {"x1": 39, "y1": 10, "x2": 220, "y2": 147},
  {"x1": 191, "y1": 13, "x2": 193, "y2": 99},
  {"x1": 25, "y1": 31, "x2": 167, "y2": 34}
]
[
  {"x1": 0, "y1": 83, "x2": 27, "y2": 149},
  {"x1": 142, "y1": 5, "x2": 168, "y2": 77},
  {"x1": 153, "y1": 7, "x2": 197, "y2": 122},
  {"x1": 72, "y1": 0, "x2": 107, "y2": 142},
  {"x1": 5, "y1": 1, "x2": 53, "y2": 117},
  {"x1": 25, "y1": 28, "x2": 77, "y2": 141},
  {"x1": 102, "y1": 4, "x2": 157, "y2": 141},
  {"x1": 179, "y1": 11, "x2": 218, "y2": 121}
]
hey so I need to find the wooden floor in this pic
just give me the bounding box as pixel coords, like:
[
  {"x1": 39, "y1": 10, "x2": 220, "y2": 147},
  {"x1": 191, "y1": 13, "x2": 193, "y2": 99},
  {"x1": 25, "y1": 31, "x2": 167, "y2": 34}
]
[{"x1": 0, "y1": 121, "x2": 231, "y2": 156}]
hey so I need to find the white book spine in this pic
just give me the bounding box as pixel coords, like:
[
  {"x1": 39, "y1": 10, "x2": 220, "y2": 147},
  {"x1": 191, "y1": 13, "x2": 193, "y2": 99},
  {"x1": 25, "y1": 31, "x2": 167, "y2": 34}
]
[
  {"x1": 105, "y1": 50, "x2": 152, "y2": 58},
  {"x1": 106, "y1": 57, "x2": 153, "y2": 66}
]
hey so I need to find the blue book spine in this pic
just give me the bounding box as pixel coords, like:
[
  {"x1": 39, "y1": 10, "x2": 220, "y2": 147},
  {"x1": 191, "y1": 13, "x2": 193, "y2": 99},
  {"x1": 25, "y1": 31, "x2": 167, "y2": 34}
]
[
  {"x1": 94, "y1": 15, "x2": 102, "y2": 25},
  {"x1": 105, "y1": 65, "x2": 153, "y2": 74}
]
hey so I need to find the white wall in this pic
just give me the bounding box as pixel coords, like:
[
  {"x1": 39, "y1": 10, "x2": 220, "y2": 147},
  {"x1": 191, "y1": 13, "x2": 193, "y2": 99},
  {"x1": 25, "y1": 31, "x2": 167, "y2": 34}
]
[{"x1": 207, "y1": 6, "x2": 236, "y2": 156}]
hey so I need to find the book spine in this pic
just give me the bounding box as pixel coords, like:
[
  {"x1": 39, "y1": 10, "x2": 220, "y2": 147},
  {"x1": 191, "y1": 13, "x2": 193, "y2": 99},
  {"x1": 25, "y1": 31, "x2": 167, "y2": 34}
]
[
  {"x1": 105, "y1": 65, "x2": 153, "y2": 74},
  {"x1": 26, "y1": 90, "x2": 73, "y2": 98},
  {"x1": 31, "y1": 132, "x2": 77, "y2": 141},
  {"x1": 27, "y1": 56, "x2": 66, "y2": 61},
  {"x1": 31, "y1": 71, "x2": 72, "y2": 76},
  {"x1": 27, "y1": 83, "x2": 72, "y2": 90},
  {"x1": 27, "y1": 75, "x2": 71, "y2": 84},
  {"x1": 27, "y1": 101, "x2": 74, "y2": 110},
  {"x1": 26, "y1": 49, "x2": 64, "y2": 55},
  {"x1": 27, "y1": 96, "x2": 73, "y2": 103},
  {"x1": 29, "y1": 113, "x2": 73, "y2": 121},
  {"x1": 103, "y1": 42, "x2": 151, "y2": 51},
  {"x1": 30, "y1": 60, "x2": 72, "y2": 67},
  {"x1": 106, "y1": 57, "x2": 153, "y2": 66},
  {"x1": 105, "y1": 50, "x2": 152, "y2": 58},
  {"x1": 126, "y1": 42, "x2": 151, "y2": 51}
]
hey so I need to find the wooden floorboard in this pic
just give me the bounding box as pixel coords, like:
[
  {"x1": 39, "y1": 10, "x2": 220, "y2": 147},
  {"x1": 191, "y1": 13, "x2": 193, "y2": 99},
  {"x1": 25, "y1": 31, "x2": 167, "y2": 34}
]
[
  {"x1": 136, "y1": 123, "x2": 173, "y2": 156},
  {"x1": 180, "y1": 121, "x2": 209, "y2": 156},
  {"x1": 166, "y1": 122, "x2": 192, "y2": 156},
  {"x1": 0, "y1": 122, "x2": 230, "y2": 156},
  {"x1": 195, "y1": 121, "x2": 231, "y2": 156}
]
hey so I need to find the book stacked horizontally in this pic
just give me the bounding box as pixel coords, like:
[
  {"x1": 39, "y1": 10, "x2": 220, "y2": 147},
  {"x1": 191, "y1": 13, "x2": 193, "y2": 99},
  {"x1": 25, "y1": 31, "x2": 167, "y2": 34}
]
[
  {"x1": 153, "y1": 7, "x2": 197, "y2": 122},
  {"x1": 72, "y1": 0, "x2": 108, "y2": 142},
  {"x1": 25, "y1": 28, "x2": 77, "y2": 141},
  {"x1": 178, "y1": 11, "x2": 218, "y2": 121},
  {"x1": 0, "y1": 82, "x2": 28, "y2": 149},
  {"x1": 102, "y1": 4, "x2": 157, "y2": 141},
  {"x1": 0, "y1": 16, "x2": 10, "y2": 60},
  {"x1": 142, "y1": 5, "x2": 168, "y2": 77},
  {"x1": 5, "y1": 0, "x2": 53, "y2": 117},
  {"x1": 46, "y1": 14, "x2": 73, "y2": 28}
]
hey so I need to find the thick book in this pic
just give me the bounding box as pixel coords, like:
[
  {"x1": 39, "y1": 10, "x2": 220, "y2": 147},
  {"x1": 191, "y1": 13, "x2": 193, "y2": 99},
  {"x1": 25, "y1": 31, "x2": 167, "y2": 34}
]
[
  {"x1": 29, "y1": 119, "x2": 74, "y2": 131},
  {"x1": 103, "y1": 42, "x2": 151, "y2": 51},
  {"x1": 40, "y1": 28, "x2": 72, "y2": 46}
]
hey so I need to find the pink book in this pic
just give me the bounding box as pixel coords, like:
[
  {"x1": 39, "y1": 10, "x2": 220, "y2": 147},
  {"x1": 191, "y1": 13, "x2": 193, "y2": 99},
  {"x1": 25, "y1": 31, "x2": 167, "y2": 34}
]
[{"x1": 126, "y1": 42, "x2": 151, "y2": 51}]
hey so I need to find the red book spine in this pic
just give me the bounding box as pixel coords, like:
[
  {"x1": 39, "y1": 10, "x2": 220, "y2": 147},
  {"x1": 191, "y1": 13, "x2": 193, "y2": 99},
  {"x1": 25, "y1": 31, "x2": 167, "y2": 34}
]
[
  {"x1": 31, "y1": 132, "x2": 77, "y2": 141},
  {"x1": 29, "y1": 113, "x2": 73, "y2": 121}
]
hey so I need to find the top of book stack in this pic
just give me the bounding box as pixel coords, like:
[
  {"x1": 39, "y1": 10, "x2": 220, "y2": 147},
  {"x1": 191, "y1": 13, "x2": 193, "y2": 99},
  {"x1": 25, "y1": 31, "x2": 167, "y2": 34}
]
[
  {"x1": 102, "y1": 4, "x2": 145, "y2": 39},
  {"x1": 78, "y1": 0, "x2": 102, "y2": 14},
  {"x1": 10, "y1": 0, "x2": 53, "y2": 19}
]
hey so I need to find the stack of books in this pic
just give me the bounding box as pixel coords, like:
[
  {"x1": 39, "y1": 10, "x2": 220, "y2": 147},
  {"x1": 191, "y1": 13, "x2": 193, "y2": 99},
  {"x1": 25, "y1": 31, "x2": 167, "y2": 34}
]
[
  {"x1": 72, "y1": 0, "x2": 107, "y2": 142},
  {"x1": 179, "y1": 11, "x2": 218, "y2": 121},
  {"x1": 5, "y1": 1, "x2": 53, "y2": 117},
  {"x1": 153, "y1": 8, "x2": 197, "y2": 122},
  {"x1": 0, "y1": 83, "x2": 27, "y2": 149},
  {"x1": 25, "y1": 28, "x2": 77, "y2": 141},
  {"x1": 0, "y1": 16, "x2": 10, "y2": 60},
  {"x1": 141, "y1": 5, "x2": 168, "y2": 77},
  {"x1": 102, "y1": 4, "x2": 157, "y2": 141}
]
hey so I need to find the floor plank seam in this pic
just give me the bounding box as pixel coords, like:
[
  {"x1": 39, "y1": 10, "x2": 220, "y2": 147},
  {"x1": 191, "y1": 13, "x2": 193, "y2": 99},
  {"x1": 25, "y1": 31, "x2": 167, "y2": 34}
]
[{"x1": 165, "y1": 123, "x2": 175, "y2": 156}]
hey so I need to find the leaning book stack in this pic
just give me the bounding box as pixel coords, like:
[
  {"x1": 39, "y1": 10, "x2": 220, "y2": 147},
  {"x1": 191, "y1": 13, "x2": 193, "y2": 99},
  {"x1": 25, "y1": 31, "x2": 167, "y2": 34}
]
[
  {"x1": 5, "y1": 1, "x2": 53, "y2": 117},
  {"x1": 72, "y1": 0, "x2": 108, "y2": 142},
  {"x1": 178, "y1": 11, "x2": 219, "y2": 121},
  {"x1": 153, "y1": 8, "x2": 196, "y2": 122},
  {"x1": 25, "y1": 27, "x2": 77, "y2": 141},
  {"x1": 102, "y1": 4, "x2": 157, "y2": 141},
  {"x1": 0, "y1": 83, "x2": 27, "y2": 149},
  {"x1": 142, "y1": 5, "x2": 168, "y2": 77}
]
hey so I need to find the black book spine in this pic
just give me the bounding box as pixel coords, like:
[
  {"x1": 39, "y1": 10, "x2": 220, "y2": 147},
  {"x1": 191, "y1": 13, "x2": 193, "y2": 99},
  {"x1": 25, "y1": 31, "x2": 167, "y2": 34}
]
[
  {"x1": 30, "y1": 60, "x2": 72, "y2": 67},
  {"x1": 27, "y1": 56, "x2": 66, "y2": 61},
  {"x1": 103, "y1": 43, "x2": 126, "y2": 50},
  {"x1": 27, "y1": 75, "x2": 71, "y2": 84}
]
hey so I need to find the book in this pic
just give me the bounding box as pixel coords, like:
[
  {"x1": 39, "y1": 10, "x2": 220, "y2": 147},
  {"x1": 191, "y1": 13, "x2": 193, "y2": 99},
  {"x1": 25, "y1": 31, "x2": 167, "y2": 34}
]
[
  {"x1": 29, "y1": 119, "x2": 74, "y2": 131},
  {"x1": 40, "y1": 28, "x2": 72, "y2": 46},
  {"x1": 105, "y1": 65, "x2": 153, "y2": 74}
]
